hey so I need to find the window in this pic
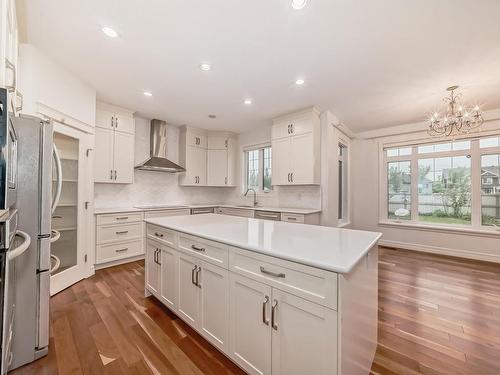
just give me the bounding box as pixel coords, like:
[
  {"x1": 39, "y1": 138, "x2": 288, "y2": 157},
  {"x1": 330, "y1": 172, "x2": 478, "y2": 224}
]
[
  {"x1": 387, "y1": 161, "x2": 411, "y2": 220},
  {"x1": 383, "y1": 136, "x2": 500, "y2": 230},
  {"x1": 338, "y1": 144, "x2": 348, "y2": 221},
  {"x1": 245, "y1": 146, "x2": 272, "y2": 193},
  {"x1": 481, "y1": 154, "x2": 500, "y2": 226}
]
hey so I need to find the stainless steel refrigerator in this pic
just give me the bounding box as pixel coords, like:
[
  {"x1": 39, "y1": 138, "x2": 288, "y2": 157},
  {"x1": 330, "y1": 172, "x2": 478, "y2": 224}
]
[{"x1": 10, "y1": 115, "x2": 53, "y2": 369}]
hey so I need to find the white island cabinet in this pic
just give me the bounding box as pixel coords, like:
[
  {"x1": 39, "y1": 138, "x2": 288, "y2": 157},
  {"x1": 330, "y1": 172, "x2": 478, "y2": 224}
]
[{"x1": 144, "y1": 214, "x2": 381, "y2": 375}]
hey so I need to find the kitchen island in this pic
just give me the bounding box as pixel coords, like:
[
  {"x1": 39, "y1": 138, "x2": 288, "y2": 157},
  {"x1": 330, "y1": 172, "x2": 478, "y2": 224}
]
[{"x1": 144, "y1": 214, "x2": 382, "y2": 375}]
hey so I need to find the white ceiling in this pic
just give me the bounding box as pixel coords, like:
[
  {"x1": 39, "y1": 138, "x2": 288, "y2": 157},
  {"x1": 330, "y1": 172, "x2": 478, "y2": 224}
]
[{"x1": 22, "y1": 0, "x2": 500, "y2": 133}]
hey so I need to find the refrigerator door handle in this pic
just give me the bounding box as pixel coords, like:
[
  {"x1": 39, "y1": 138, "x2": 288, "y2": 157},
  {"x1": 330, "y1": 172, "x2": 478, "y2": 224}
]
[
  {"x1": 51, "y1": 145, "x2": 62, "y2": 214},
  {"x1": 8, "y1": 230, "x2": 31, "y2": 261}
]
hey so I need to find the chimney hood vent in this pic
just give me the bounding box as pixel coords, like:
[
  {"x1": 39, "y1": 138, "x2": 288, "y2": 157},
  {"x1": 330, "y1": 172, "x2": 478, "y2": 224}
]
[{"x1": 135, "y1": 119, "x2": 186, "y2": 173}]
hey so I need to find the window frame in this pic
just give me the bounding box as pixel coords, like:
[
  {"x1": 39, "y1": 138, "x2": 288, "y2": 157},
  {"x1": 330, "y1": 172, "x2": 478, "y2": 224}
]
[
  {"x1": 243, "y1": 144, "x2": 273, "y2": 195},
  {"x1": 379, "y1": 136, "x2": 500, "y2": 234}
]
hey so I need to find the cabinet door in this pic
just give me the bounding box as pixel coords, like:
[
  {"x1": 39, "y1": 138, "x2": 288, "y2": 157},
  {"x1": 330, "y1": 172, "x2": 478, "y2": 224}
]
[
  {"x1": 94, "y1": 127, "x2": 115, "y2": 183},
  {"x1": 96, "y1": 108, "x2": 115, "y2": 130},
  {"x1": 271, "y1": 289, "x2": 337, "y2": 375},
  {"x1": 145, "y1": 242, "x2": 160, "y2": 296},
  {"x1": 187, "y1": 131, "x2": 207, "y2": 149},
  {"x1": 199, "y1": 262, "x2": 229, "y2": 352},
  {"x1": 113, "y1": 131, "x2": 134, "y2": 183},
  {"x1": 177, "y1": 253, "x2": 199, "y2": 328},
  {"x1": 114, "y1": 113, "x2": 134, "y2": 135},
  {"x1": 160, "y1": 246, "x2": 177, "y2": 311},
  {"x1": 271, "y1": 121, "x2": 290, "y2": 140},
  {"x1": 207, "y1": 136, "x2": 227, "y2": 150},
  {"x1": 271, "y1": 137, "x2": 291, "y2": 186},
  {"x1": 229, "y1": 273, "x2": 272, "y2": 375},
  {"x1": 207, "y1": 149, "x2": 227, "y2": 186},
  {"x1": 185, "y1": 146, "x2": 207, "y2": 185},
  {"x1": 290, "y1": 132, "x2": 315, "y2": 185}
]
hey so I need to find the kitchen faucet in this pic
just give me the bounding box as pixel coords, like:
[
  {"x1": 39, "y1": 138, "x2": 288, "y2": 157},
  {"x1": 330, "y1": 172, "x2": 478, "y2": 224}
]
[{"x1": 244, "y1": 188, "x2": 258, "y2": 207}]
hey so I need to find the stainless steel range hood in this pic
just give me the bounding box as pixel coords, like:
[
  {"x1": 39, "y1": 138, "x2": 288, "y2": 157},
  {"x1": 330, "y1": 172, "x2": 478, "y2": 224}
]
[{"x1": 135, "y1": 119, "x2": 186, "y2": 173}]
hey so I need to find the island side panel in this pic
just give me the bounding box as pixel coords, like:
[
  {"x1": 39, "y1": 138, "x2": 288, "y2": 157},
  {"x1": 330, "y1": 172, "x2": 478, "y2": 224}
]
[{"x1": 338, "y1": 246, "x2": 378, "y2": 375}]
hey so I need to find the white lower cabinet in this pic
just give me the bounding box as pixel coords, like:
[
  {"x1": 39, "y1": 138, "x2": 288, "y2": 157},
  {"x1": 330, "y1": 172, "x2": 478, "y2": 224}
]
[
  {"x1": 145, "y1": 226, "x2": 341, "y2": 375},
  {"x1": 177, "y1": 253, "x2": 200, "y2": 327},
  {"x1": 145, "y1": 240, "x2": 161, "y2": 296},
  {"x1": 198, "y1": 262, "x2": 229, "y2": 352},
  {"x1": 229, "y1": 273, "x2": 272, "y2": 375},
  {"x1": 271, "y1": 289, "x2": 337, "y2": 375},
  {"x1": 160, "y1": 246, "x2": 177, "y2": 311}
]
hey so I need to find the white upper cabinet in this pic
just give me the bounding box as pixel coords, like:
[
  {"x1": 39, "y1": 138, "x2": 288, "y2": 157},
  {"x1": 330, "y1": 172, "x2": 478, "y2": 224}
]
[
  {"x1": 180, "y1": 127, "x2": 237, "y2": 187},
  {"x1": 1, "y1": 0, "x2": 19, "y2": 114},
  {"x1": 271, "y1": 107, "x2": 320, "y2": 185},
  {"x1": 94, "y1": 101, "x2": 135, "y2": 184}
]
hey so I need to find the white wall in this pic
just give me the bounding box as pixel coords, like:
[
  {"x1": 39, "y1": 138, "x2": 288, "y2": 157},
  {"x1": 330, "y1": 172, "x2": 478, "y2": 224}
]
[
  {"x1": 95, "y1": 118, "x2": 323, "y2": 210},
  {"x1": 18, "y1": 44, "x2": 96, "y2": 126},
  {"x1": 351, "y1": 116, "x2": 500, "y2": 262}
]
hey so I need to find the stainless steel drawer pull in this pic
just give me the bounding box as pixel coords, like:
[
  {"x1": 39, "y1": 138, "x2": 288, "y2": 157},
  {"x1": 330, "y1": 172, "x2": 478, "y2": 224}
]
[
  {"x1": 256, "y1": 213, "x2": 280, "y2": 219},
  {"x1": 115, "y1": 217, "x2": 129, "y2": 220},
  {"x1": 271, "y1": 300, "x2": 278, "y2": 331},
  {"x1": 262, "y1": 296, "x2": 270, "y2": 326},
  {"x1": 115, "y1": 230, "x2": 129, "y2": 235},
  {"x1": 191, "y1": 244, "x2": 206, "y2": 252},
  {"x1": 260, "y1": 266, "x2": 285, "y2": 278},
  {"x1": 115, "y1": 248, "x2": 128, "y2": 253},
  {"x1": 154, "y1": 232, "x2": 164, "y2": 238},
  {"x1": 287, "y1": 217, "x2": 297, "y2": 220}
]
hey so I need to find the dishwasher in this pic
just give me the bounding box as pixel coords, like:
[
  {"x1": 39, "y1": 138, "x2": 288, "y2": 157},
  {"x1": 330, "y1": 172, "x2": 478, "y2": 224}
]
[{"x1": 254, "y1": 210, "x2": 281, "y2": 221}]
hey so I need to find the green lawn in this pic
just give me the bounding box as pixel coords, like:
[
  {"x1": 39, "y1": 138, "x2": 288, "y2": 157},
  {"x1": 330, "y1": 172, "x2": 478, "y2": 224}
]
[{"x1": 418, "y1": 215, "x2": 470, "y2": 225}]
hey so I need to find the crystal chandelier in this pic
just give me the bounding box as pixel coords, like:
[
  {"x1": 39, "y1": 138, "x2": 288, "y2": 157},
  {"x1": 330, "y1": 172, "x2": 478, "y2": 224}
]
[{"x1": 428, "y1": 85, "x2": 483, "y2": 137}]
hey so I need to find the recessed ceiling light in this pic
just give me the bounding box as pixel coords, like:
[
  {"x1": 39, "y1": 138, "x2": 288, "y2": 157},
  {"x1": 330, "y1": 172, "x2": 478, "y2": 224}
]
[
  {"x1": 143, "y1": 91, "x2": 153, "y2": 97},
  {"x1": 102, "y1": 26, "x2": 119, "y2": 38},
  {"x1": 291, "y1": 0, "x2": 308, "y2": 10},
  {"x1": 244, "y1": 99, "x2": 252, "y2": 105},
  {"x1": 295, "y1": 78, "x2": 305, "y2": 85},
  {"x1": 200, "y1": 63, "x2": 211, "y2": 71}
]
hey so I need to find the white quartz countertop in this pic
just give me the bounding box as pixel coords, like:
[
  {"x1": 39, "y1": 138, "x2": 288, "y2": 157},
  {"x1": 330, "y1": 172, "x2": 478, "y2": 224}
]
[
  {"x1": 94, "y1": 204, "x2": 321, "y2": 215},
  {"x1": 145, "y1": 214, "x2": 381, "y2": 274}
]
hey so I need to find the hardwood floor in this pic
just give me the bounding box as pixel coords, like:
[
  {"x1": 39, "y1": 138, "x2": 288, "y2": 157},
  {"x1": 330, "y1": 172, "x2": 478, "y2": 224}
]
[
  {"x1": 371, "y1": 247, "x2": 500, "y2": 375},
  {"x1": 10, "y1": 247, "x2": 500, "y2": 375}
]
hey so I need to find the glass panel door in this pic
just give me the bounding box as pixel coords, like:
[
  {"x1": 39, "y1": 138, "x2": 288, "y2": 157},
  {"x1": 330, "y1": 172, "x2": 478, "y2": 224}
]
[{"x1": 49, "y1": 122, "x2": 91, "y2": 295}]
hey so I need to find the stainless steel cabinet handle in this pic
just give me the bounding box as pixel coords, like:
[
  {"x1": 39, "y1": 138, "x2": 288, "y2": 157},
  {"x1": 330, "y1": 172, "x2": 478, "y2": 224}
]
[
  {"x1": 271, "y1": 300, "x2": 278, "y2": 331},
  {"x1": 287, "y1": 217, "x2": 297, "y2": 221},
  {"x1": 191, "y1": 244, "x2": 205, "y2": 252},
  {"x1": 110, "y1": 169, "x2": 113, "y2": 180},
  {"x1": 115, "y1": 230, "x2": 129, "y2": 235},
  {"x1": 116, "y1": 217, "x2": 129, "y2": 220},
  {"x1": 153, "y1": 249, "x2": 158, "y2": 264},
  {"x1": 195, "y1": 267, "x2": 201, "y2": 288},
  {"x1": 260, "y1": 266, "x2": 285, "y2": 278},
  {"x1": 255, "y1": 212, "x2": 280, "y2": 219},
  {"x1": 115, "y1": 116, "x2": 118, "y2": 128},
  {"x1": 191, "y1": 265, "x2": 198, "y2": 285},
  {"x1": 114, "y1": 170, "x2": 117, "y2": 180},
  {"x1": 287, "y1": 173, "x2": 290, "y2": 182},
  {"x1": 154, "y1": 232, "x2": 164, "y2": 238},
  {"x1": 156, "y1": 249, "x2": 161, "y2": 265},
  {"x1": 290, "y1": 173, "x2": 293, "y2": 182},
  {"x1": 262, "y1": 296, "x2": 270, "y2": 326},
  {"x1": 115, "y1": 248, "x2": 128, "y2": 253},
  {"x1": 290, "y1": 124, "x2": 293, "y2": 134}
]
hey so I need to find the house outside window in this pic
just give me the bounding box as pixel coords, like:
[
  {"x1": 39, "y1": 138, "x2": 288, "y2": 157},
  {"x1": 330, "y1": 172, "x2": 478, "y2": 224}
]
[
  {"x1": 245, "y1": 146, "x2": 272, "y2": 193},
  {"x1": 382, "y1": 136, "x2": 500, "y2": 229}
]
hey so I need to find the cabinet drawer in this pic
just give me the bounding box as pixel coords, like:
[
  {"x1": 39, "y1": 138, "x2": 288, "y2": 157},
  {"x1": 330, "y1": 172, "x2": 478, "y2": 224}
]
[
  {"x1": 146, "y1": 224, "x2": 176, "y2": 247},
  {"x1": 96, "y1": 211, "x2": 144, "y2": 226},
  {"x1": 254, "y1": 210, "x2": 281, "y2": 221},
  {"x1": 97, "y1": 222, "x2": 143, "y2": 244},
  {"x1": 216, "y1": 207, "x2": 254, "y2": 218},
  {"x1": 144, "y1": 209, "x2": 191, "y2": 219},
  {"x1": 178, "y1": 234, "x2": 228, "y2": 268},
  {"x1": 229, "y1": 247, "x2": 337, "y2": 309},
  {"x1": 281, "y1": 213, "x2": 305, "y2": 223},
  {"x1": 96, "y1": 239, "x2": 143, "y2": 263}
]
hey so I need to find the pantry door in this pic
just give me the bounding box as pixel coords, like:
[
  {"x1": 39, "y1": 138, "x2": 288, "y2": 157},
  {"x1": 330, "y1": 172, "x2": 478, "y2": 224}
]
[{"x1": 50, "y1": 122, "x2": 93, "y2": 295}]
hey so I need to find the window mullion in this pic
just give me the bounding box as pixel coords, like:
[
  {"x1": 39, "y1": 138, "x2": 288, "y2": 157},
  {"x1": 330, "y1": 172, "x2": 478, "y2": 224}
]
[
  {"x1": 411, "y1": 147, "x2": 419, "y2": 222},
  {"x1": 259, "y1": 148, "x2": 264, "y2": 192}
]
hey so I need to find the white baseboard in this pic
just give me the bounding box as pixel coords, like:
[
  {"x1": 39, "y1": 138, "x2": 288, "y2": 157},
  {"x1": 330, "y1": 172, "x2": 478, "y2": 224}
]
[
  {"x1": 379, "y1": 239, "x2": 500, "y2": 264},
  {"x1": 94, "y1": 254, "x2": 145, "y2": 270}
]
